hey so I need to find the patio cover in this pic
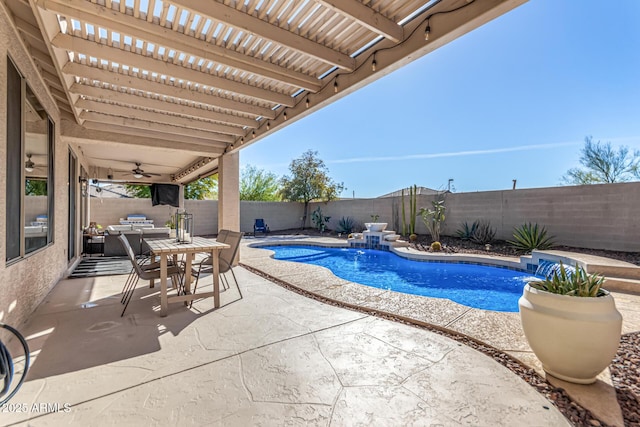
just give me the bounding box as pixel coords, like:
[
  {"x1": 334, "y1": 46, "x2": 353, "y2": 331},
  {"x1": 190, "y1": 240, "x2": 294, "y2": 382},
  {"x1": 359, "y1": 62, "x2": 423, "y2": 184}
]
[{"x1": 4, "y1": 0, "x2": 526, "y2": 182}]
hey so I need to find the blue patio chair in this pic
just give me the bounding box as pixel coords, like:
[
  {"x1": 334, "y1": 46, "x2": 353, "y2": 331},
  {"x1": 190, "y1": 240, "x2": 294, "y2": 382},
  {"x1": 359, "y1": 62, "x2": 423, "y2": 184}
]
[{"x1": 254, "y1": 219, "x2": 270, "y2": 236}]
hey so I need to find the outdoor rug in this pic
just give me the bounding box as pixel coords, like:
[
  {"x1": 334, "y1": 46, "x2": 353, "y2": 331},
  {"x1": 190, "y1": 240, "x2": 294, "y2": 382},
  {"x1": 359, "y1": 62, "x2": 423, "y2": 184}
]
[{"x1": 70, "y1": 257, "x2": 132, "y2": 278}]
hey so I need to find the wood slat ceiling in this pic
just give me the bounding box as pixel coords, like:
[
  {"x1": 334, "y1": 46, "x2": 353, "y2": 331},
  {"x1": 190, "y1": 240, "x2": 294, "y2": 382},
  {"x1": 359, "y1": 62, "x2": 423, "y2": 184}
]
[{"x1": 5, "y1": 0, "x2": 525, "y2": 183}]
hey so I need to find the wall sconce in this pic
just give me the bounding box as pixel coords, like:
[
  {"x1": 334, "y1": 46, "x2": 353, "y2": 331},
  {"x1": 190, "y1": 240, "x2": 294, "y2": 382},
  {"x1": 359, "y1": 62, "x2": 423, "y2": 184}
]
[{"x1": 79, "y1": 177, "x2": 88, "y2": 197}]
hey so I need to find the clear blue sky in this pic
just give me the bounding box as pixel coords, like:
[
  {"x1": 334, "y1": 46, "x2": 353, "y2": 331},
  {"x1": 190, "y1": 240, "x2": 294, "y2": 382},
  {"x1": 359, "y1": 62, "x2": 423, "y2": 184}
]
[{"x1": 240, "y1": 0, "x2": 640, "y2": 198}]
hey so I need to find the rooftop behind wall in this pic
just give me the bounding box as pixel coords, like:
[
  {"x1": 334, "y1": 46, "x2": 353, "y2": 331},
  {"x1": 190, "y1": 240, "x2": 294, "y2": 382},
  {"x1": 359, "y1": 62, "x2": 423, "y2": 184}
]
[{"x1": 88, "y1": 182, "x2": 640, "y2": 252}]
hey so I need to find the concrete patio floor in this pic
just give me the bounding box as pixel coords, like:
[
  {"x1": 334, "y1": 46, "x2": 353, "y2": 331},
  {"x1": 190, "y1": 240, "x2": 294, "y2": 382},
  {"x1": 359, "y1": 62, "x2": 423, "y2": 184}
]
[
  {"x1": 241, "y1": 236, "x2": 640, "y2": 427},
  {"x1": 3, "y1": 259, "x2": 569, "y2": 426}
]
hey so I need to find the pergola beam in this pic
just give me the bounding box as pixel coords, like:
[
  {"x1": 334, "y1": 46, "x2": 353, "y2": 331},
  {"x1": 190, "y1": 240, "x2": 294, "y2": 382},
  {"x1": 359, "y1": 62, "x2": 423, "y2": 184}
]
[
  {"x1": 70, "y1": 84, "x2": 258, "y2": 128},
  {"x1": 170, "y1": 0, "x2": 355, "y2": 71},
  {"x1": 79, "y1": 111, "x2": 235, "y2": 144},
  {"x1": 64, "y1": 61, "x2": 277, "y2": 119},
  {"x1": 51, "y1": 32, "x2": 295, "y2": 106},
  {"x1": 34, "y1": 0, "x2": 322, "y2": 92},
  {"x1": 317, "y1": 0, "x2": 403, "y2": 43},
  {"x1": 75, "y1": 99, "x2": 246, "y2": 136},
  {"x1": 65, "y1": 122, "x2": 225, "y2": 157}
]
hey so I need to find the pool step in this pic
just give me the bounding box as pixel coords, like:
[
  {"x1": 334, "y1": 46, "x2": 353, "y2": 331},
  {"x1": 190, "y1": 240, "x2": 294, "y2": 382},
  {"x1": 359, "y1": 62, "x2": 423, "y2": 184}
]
[{"x1": 602, "y1": 277, "x2": 640, "y2": 294}]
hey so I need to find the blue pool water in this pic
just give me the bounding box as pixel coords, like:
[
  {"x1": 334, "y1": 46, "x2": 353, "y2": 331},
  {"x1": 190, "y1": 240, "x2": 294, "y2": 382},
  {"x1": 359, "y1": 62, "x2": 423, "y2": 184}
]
[{"x1": 261, "y1": 245, "x2": 540, "y2": 312}]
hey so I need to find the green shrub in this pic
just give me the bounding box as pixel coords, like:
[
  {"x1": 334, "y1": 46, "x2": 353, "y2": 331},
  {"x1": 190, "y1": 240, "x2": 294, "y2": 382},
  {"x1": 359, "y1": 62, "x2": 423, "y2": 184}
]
[
  {"x1": 311, "y1": 207, "x2": 331, "y2": 232},
  {"x1": 456, "y1": 221, "x2": 478, "y2": 240},
  {"x1": 418, "y1": 199, "x2": 446, "y2": 242},
  {"x1": 470, "y1": 220, "x2": 496, "y2": 245},
  {"x1": 336, "y1": 216, "x2": 356, "y2": 234},
  {"x1": 528, "y1": 263, "x2": 606, "y2": 297},
  {"x1": 508, "y1": 222, "x2": 555, "y2": 253}
]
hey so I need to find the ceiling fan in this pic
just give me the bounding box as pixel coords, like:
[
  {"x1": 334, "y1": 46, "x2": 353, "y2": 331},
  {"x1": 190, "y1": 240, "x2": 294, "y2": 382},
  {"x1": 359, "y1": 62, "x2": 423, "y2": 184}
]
[
  {"x1": 128, "y1": 162, "x2": 161, "y2": 179},
  {"x1": 25, "y1": 154, "x2": 36, "y2": 172}
]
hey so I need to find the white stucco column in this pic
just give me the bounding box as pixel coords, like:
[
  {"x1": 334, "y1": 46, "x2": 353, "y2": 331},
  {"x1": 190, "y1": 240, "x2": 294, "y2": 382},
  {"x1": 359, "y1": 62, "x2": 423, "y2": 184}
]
[
  {"x1": 217, "y1": 151, "x2": 240, "y2": 233},
  {"x1": 178, "y1": 184, "x2": 185, "y2": 210}
]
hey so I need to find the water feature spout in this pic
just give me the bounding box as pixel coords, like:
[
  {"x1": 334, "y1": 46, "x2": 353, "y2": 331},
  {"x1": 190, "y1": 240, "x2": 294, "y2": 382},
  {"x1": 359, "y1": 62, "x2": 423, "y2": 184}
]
[{"x1": 535, "y1": 260, "x2": 576, "y2": 278}]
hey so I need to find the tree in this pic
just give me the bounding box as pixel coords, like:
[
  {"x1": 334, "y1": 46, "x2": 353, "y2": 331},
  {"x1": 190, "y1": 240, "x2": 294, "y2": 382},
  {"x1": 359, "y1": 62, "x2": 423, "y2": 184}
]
[
  {"x1": 125, "y1": 175, "x2": 218, "y2": 200},
  {"x1": 240, "y1": 165, "x2": 280, "y2": 201},
  {"x1": 125, "y1": 184, "x2": 151, "y2": 198},
  {"x1": 25, "y1": 179, "x2": 47, "y2": 196},
  {"x1": 562, "y1": 136, "x2": 640, "y2": 184},
  {"x1": 184, "y1": 175, "x2": 218, "y2": 200},
  {"x1": 280, "y1": 150, "x2": 345, "y2": 229}
]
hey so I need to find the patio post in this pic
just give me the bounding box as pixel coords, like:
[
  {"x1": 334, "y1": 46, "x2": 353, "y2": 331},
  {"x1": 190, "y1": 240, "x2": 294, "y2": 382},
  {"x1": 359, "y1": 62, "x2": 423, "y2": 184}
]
[{"x1": 218, "y1": 151, "x2": 240, "y2": 264}]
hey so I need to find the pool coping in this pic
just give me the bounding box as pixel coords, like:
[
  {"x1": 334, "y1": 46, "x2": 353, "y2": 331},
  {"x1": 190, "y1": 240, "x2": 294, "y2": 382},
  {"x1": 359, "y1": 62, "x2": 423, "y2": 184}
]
[{"x1": 241, "y1": 236, "x2": 638, "y2": 427}]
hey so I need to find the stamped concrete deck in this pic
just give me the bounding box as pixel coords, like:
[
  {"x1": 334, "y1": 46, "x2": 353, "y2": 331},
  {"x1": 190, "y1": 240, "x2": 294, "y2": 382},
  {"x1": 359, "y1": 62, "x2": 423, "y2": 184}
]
[
  {"x1": 3, "y1": 255, "x2": 569, "y2": 426},
  {"x1": 241, "y1": 236, "x2": 640, "y2": 427}
]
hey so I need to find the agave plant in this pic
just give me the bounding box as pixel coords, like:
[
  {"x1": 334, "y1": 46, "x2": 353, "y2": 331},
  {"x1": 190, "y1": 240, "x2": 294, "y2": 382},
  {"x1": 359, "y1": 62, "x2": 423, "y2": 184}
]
[
  {"x1": 528, "y1": 263, "x2": 606, "y2": 297},
  {"x1": 456, "y1": 221, "x2": 479, "y2": 240},
  {"x1": 470, "y1": 220, "x2": 496, "y2": 245},
  {"x1": 508, "y1": 222, "x2": 555, "y2": 253},
  {"x1": 336, "y1": 216, "x2": 356, "y2": 234}
]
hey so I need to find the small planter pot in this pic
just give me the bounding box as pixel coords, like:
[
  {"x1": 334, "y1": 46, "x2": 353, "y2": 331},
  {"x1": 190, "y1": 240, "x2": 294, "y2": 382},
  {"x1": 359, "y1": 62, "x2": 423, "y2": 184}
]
[{"x1": 518, "y1": 284, "x2": 622, "y2": 384}]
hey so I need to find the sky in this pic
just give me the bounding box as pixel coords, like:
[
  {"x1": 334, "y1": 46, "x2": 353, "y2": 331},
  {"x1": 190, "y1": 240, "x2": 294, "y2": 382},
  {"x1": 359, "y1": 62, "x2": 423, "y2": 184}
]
[{"x1": 240, "y1": 0, "x2": 640, "y2": 198}]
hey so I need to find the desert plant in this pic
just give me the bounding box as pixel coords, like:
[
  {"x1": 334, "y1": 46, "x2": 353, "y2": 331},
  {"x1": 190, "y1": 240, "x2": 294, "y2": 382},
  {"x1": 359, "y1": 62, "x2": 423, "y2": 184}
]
[
  {"x1": 409, "y1": 233, "x2": 417, "y2": 242},
  {"x1": 311, "y1": 206, "x2": 331, "y2": 233},
  {"x1": 508, "y1": 222, "x2": 555, "y2": 253},
  {"x1": 336, "y1": 216, "x2": 356, "y2": 234},
  {"x1": 470, "y1": 220, "x2": 496, "y2": 245},
  {"x1": 430, "y1": 241, "x2": 442, "y2": 252},
  {"x1": 528, "y1": 263, "x2": 606, "y2": 297},
  {"x1": 419, "y1": 199, "x2": 446, "y2": 242},
  {"x1": 370, "y1": 214, "x2": 380, "y2": 222},
  {"x1": 401, "y1": 188, "x2": 406, "y2": 235},
  {"x1": 456, "y1": 221, "x2": 479, "y2": 240},
  {"x1": 409, "y1": 185, "x2": 417, "y2": 234}
]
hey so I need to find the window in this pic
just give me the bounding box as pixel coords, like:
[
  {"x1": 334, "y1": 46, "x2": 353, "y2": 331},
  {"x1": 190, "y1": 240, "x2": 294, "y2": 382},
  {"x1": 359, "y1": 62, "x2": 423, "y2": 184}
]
[{"x1": 6, "y1": 57, "x2": 54, "y2": 262}]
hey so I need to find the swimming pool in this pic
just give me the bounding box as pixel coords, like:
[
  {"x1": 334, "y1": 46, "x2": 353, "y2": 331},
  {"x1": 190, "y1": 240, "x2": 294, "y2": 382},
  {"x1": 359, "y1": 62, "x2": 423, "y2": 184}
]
[{"x1": 260, "y1": 245, "x2": 539, "y2": 312}]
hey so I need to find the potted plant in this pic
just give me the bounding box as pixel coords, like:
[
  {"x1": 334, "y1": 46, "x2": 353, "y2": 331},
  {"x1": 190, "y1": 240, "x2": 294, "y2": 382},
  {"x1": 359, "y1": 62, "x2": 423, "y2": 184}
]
[
  {"x1": 165, "y1": 216, "x2": 176, "y2": 238},
  {"x1": 518, "y1": 263, "x2": 622, "y2": 384},
  {"x1": 365, "y1": 214, "x2": 387, "y2": 232}
]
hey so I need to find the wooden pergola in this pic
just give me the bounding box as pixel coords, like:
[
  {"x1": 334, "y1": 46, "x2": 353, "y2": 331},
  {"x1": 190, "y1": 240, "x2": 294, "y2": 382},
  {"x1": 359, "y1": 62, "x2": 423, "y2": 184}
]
[{"x1": 6, "y1": 0, "x2": 525, "y2": 184}]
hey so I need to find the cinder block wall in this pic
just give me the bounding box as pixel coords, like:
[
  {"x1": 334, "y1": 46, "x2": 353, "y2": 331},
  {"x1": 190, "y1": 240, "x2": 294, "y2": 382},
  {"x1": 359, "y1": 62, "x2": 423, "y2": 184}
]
[
  {"x1": 185, "y1": 200, "x2": 218, "y2": 235},
  {"x1": 240, "y1": 201, "x2": 303, "y2": 232},
  {"x1": 89, "y1": 182, "x2": 640, "y2": 252},
  {"x1": 24, "y1": 195, "x2": 48, "y2": 224}
]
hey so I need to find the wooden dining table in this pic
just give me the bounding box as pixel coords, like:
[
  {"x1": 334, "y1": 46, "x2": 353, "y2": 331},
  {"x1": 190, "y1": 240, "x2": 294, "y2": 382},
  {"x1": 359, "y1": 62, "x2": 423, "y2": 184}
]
[{"x1": 143, "y1": 236, "x2": 230, "y2": 316}]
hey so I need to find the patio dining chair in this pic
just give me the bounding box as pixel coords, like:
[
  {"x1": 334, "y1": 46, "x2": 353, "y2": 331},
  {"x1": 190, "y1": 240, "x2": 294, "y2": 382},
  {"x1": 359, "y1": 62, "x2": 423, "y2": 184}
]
[
  {"x1": 189, "y1": 230, "x2": 244, "y2": 308},
  {"x1": 118, "y1": 234, "x2": 184, "y2": 317},
  {"x1": 253, "y1": 219, "x2": 269, "y2": 236}
]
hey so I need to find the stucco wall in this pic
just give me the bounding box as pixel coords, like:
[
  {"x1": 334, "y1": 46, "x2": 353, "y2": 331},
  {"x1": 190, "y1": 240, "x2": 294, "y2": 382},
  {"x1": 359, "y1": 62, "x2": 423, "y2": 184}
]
[
  {"x1": 87, "y1": 181, "x2": 640, "y2": 252},
  {"x1": 0, "y1": 3, "x2": 67, "y2": 329}
]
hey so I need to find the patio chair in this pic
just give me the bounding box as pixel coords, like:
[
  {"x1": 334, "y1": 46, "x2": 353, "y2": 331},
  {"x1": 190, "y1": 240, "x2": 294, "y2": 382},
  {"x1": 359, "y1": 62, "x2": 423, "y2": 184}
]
[
  {"x1": 189, "y1": 230, "x2": 244, "y2": 308},
  {"x1": 254, "y1": 219, "x2": 270, "y2": 236},
  {"x1": 118, "y1": 234, "x2": 184, "y2": 317}
]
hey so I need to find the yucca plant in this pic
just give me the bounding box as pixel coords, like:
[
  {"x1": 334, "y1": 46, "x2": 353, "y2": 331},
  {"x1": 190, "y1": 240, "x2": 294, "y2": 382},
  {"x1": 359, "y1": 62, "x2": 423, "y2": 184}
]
[
  {"x1": 528, "y1": 263, "x2": 606, "y2": 297},
  {"x1": 508, "y1": 222, "x2": 555, "y2": 253},
  {"x1": 456, "y1": 221, "x2": 479, "y2": 240},
  {"x1": 470, "y1": 220, "x2": 496, "y2": 245}
]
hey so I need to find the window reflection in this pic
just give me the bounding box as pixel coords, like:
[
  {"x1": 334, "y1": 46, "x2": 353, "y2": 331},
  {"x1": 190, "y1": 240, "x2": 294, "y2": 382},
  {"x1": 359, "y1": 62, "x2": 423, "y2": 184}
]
[{"x1": 24, "y1": 85, "x2": 50, "y2": 254}]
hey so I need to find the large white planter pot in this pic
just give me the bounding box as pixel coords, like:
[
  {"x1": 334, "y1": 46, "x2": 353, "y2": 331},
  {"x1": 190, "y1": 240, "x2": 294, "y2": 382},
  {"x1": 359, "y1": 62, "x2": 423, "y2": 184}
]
[
  {"x1": 519, "y1": 284, "x2": 622, "y2": 384},
  {"x1": 364, "y1": 222, "x2": 387, "y2": 232}
]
